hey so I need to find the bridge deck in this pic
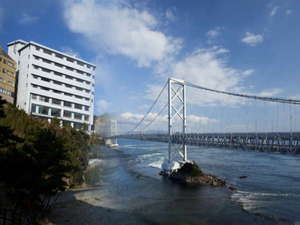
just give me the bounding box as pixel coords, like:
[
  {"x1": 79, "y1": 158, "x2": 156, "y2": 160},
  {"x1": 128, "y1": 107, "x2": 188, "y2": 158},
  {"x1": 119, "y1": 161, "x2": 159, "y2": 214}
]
[{"x1": 120, "y1": 132, "x2": 300, "y2": 154}]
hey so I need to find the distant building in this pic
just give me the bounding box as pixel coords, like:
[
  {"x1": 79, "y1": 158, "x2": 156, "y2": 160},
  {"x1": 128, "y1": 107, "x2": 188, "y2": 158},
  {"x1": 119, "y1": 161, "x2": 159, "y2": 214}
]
[
  {"x1": 94, "y1": 115, "x2": 118, "y2": 137},
  {"x1": 7, "y1": 40, "x2": 96, "y2": 132},
  {"x1": 0, "y1": 46, "x2": 16, "y2": 104},
  {"x1": 94, "y1": 115, "x2": 118, "y2": 147}
]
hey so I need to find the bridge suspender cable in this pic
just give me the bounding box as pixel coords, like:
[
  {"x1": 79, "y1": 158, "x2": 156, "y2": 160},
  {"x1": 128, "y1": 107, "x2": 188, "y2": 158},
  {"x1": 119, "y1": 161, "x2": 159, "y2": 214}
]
[{"x1": 130, "y1": 81, "x2": 168, "y2": 133}]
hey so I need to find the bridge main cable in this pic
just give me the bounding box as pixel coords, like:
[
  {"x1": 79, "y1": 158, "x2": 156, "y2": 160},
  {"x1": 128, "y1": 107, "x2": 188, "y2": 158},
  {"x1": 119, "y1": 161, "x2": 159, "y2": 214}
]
[{"x1": 172, "y1": 78, "x2": 300, "y2": 105}]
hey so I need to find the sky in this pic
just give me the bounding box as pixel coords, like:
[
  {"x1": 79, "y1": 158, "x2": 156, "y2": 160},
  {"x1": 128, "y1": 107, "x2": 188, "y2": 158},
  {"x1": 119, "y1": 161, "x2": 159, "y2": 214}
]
[{"x1": 1, "y1": 0, "x2": 300, "y2": 133}]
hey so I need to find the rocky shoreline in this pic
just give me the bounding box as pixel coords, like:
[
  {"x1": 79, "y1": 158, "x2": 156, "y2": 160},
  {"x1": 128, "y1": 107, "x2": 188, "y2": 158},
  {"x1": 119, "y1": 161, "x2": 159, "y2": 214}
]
[{"x1": 160, "y1": 161, "x2": 226, "y2": 187}]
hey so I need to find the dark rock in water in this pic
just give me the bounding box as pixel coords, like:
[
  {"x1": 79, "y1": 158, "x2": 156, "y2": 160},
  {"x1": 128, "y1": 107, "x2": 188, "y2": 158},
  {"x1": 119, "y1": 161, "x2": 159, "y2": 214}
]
[
  {"x1": 165, "y1": 162, "x2": 226, "y2": 187},
  {"x1": 239, "y1": 175, "x2": 247, "y2": 179},
  {"x1": 228, "y1": 186, "x2": 237, "y2": 191}
]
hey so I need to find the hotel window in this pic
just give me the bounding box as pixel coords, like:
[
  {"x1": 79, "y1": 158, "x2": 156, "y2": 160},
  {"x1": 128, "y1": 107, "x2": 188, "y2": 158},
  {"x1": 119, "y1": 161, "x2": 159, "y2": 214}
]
[
  {"x1": 66, "y1": 66, "x2": 73, "y2": 71},
  {"x1": 51, "y1": 108, "x2": 61, "y2": 117},
  {"x1": 41, "y1": 77, "x2": 50, "y2": 82},
  {"x1": 77, "y1": 70, "x2": 84, "y2": 75},
  {"x1": 53, "y1": 90, "x2": 62, "y2": 94},
  {"x1": 42, "y1": 68, "x2": 51, "y2": 73},
  {"x1": 84, "y1": 115, "x2": 89, "y2": 121},
  {"x1": 73, "y1": 122, "x2": 82, "y2": 130},
  {"x1": 74, "y1": 113, "x2": 82, "y2": 120},
  {"x1": 84, "y1": 106, "x2": 89, "y2": 111},
  {"x1": 52, "y1": 98, "x2": 61, "y2": 105},
  {"x1": 31, "y1": 94, "x2": 37, "y2": 100},
  {"x1": 43, "y1": 49, "x2": 52, "y2": 55},
  {"x1": 64, "y1": 92, "x2": 72, "y2": 97},
  {"x1": 43, "y1": 58, "x2": 52, "y2": 64},
  {"x1": 55, "y1": 62, "x2": 63, "y2": 68},
  {"x1": 62, "y1": 120, "x2": 71, "y2": 127},
  {"x1": 65, "y1": 75, "x2": 73, "y2": 80},
  {"x1": 64, "y1": 101, "x2": 72, "y2": 107},
  {"x1": 38, "y1": 105, "x2": 49, "y2": 115},
  {"x1": 55, "y1": 53, "x2": 64, "y2": 59},
  {"x1": 74, "y1": 104, "x2": 82, "y2": 110},
  {"x1": 54, "y1": 71, "x2": 63, "y2": 77},
  {"x1": 53, "y1": 80, "x2": 62, "y2": 85},
  {"x1": 31, "y1": 104, "x2": 37, "y2": 113},
  {"x1": 67, "y1": 58, "x2": 74, "y2": 63},
  {"x1": 40, "y1": 96, "x2": 49, "y2": 103},
  {"x1": 40, "y1": 86, "x2": 50, "y2": 91},
  {"x1": 76, "y1": 79, "x2": 84, "y2": 83},
  {"x1": 63, "y1": 110, "x2": 72, "y2": 118},
  {"x1": 65, "y1": 84, "x2": 72, "y2": 88},
  {"x1": 35, "y1": 46, "x2": 41, "y2": 51},
  {"x1": 77, "y1": 61, "x2": 84, "y2": 66}
]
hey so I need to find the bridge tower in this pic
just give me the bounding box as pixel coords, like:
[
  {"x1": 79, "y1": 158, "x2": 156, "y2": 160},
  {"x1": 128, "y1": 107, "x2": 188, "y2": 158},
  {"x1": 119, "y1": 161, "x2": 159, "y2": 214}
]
[{"x1": 168, "y1": 78, "x2": 187, "y2": 163}]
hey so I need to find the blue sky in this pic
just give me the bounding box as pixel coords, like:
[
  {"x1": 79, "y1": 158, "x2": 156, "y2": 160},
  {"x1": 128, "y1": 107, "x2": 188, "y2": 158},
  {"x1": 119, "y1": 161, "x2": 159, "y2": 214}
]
[{"x1": 1, "y1": 0, "x2": 300, "y2": 132}]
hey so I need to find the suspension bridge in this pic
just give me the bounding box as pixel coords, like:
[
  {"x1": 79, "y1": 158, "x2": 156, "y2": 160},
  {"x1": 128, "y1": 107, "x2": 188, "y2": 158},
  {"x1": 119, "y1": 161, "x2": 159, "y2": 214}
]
[{"x1": 117, "y1": 78, "x2": 300, "y2": 170}]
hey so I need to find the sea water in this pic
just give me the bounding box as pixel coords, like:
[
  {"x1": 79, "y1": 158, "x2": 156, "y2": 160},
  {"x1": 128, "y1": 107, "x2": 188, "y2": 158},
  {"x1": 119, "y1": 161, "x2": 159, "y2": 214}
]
[{"x1": 118, "y1": 138, "x2": 300, "y2": 224}]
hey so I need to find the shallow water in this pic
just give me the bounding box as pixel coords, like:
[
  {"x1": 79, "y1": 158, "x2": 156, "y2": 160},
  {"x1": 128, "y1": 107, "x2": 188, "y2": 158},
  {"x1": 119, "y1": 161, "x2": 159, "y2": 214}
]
[{"x1": 117, "y1": 138, "x2": 300, "y2": 224}]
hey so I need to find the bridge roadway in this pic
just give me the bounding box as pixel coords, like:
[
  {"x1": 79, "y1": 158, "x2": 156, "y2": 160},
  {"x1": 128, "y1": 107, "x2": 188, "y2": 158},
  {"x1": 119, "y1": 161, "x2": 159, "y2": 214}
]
[{"x1": 119, "y1": 132, "x2": 300, "y2": 154}]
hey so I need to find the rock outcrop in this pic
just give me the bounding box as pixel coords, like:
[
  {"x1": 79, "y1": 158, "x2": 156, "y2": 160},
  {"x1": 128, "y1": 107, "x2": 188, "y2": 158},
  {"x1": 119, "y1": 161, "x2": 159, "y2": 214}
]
[{"x1": 161, "y1": 161, "x2": 226, "y2": 187}]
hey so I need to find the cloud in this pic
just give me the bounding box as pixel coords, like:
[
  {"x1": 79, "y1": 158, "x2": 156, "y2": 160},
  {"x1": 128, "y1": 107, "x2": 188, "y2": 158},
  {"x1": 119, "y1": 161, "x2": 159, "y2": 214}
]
[
  {"x1": 97, "y1": 99, "x2": 110, "y2": 113},
  {"x1": 165, "y1": 8, "x2": 176, "y2": 21},
  {"x1": 64, "y1": 0, "x2": 182, "y2": 67},
  {"x1": 19, "y1": 13, "x2": 38, "y2": 24},
  {"x1": 147, "y1": 46, "x2": 258, "y2": 106},
  {"x1": 242, "y1": 69, "x2": 255, "y2": 77},
  {"x1": 119, "y1": 112, "x2": 217, "y2": 132},
  {"x1": 256, "y1": 88, "x2": 282, "y2": 97},
  {"x1": 241, "y1": 32, "x2": 264, "y2": 47},
  {"x1": 286, "y1": 9, "x2": 292, "y2": 15},
  {"x1": 206, "y1": 27, "x2": 222, "y2": 38},
  {"x1": 270, "y1": 5, "x2": 279, "y2": 17}
]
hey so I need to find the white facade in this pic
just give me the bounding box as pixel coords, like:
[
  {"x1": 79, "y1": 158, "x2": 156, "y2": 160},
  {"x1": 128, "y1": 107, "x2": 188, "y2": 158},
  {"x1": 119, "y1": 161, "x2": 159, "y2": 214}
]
[
  {"x1": 7, "y1": 40, "x2": 95, "y2": 132},
  {"x1": 95, "y1": 119, "x2": 118, "y2": 137}
]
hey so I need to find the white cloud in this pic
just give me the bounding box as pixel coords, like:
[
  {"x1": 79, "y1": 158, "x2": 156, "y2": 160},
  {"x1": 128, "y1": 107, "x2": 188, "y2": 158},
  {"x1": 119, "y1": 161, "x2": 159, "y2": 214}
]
[
  {"x1": 64, "y1": 0, "x2": 182, "y2": 67},
  {"x1": 19, "y1": 13, "x2": 38, "y2": 24},
  {"x1": 286, "y1": 9, "x2": 292, "y2": 15},
  {"x1": 256, "y1": 88, "x2": 282, "y2": 97},
  {"x1": 147, "y1": 46, "x2": 257, "y2": 106},
  {"x1": 270, "y1": 6, "x2": 279, "y2": 17},
  {"x1": 97, "y1": 99, "x2": 110, "y2": 113},
  {"x1": 165, "y1": 8, "x2": 176, "y2": 21},
  {"x1": 241, "y1": 32, "x2": 264, "y2": 47},
  {"x1": 206, "y1": 27, "x2": 222, "y2": 38},
  {"x1": 242, "y1": 69, "x2": 255, "y2": 77},
  {"x1": 119, "y1": 112, "x2": 217, "y2": 132}
]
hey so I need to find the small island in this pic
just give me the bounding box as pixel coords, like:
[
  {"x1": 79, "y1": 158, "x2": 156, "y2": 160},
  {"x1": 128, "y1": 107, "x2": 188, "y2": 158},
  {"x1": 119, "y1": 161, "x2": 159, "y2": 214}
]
[{"x1": 160, "y1": 161, "x2": 226, "y2": 187}]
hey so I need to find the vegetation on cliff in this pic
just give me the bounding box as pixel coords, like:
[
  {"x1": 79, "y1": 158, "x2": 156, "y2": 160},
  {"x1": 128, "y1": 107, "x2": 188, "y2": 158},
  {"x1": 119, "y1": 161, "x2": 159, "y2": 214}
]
[{"x1": 0, "y1": 97, "x2": 96, "y2": 221}]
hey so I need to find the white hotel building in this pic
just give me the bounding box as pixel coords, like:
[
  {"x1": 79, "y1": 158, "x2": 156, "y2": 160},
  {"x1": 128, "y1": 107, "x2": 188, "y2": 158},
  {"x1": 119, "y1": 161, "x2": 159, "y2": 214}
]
[{"x1": 7, "y1": 40, "x2": 95, "y2": 132}]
